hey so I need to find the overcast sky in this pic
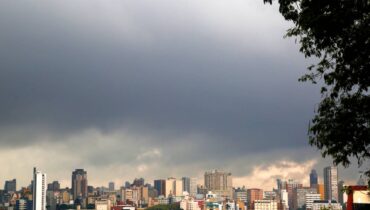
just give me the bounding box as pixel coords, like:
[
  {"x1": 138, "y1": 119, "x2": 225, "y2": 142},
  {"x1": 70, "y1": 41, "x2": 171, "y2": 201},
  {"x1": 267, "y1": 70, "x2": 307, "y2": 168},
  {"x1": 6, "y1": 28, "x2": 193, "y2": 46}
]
[{"x1": 0, "y1": 0, "x2": 366, "y2": 190}]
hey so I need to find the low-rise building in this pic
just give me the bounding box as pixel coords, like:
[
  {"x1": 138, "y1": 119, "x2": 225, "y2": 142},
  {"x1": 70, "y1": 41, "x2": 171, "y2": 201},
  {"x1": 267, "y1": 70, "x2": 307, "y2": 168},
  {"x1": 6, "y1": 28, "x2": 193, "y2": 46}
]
[
  {"x1": 311, "y1": 200, "x2": 342, "y2": 210},
  {"x1": 253, "y1": 200, "x2": 278, "y2": 210}
]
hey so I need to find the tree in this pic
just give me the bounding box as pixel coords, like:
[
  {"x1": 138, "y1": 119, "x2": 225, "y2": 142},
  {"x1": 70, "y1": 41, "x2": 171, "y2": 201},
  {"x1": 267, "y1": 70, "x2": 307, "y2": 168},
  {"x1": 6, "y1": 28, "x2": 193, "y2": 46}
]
[{"x1": 264, "y1": 0, "x2": 370, "y2": 183}]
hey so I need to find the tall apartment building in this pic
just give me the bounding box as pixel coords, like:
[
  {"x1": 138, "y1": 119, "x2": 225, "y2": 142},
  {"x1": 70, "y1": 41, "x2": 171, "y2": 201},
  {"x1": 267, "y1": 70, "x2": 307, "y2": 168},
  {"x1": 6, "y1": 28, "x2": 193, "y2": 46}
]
[
  {"x1": 165, "y1": 178, "x2": 183, "y2": 197},
  {"x1": 183, "y1": 177, "x2": 197, "y2": 196},
  {"x1": 204, "y1": 170, "x2": 232, "y2": 198},
  {"x1": 4, "y1": 179, "x2": 16, "y2": 192},
  {"x1": 247, "y1": 188, "x2": 263, "y2": 210},
  {"x1": 280, "y1": 189, "x2": 289, "y2": 210},
  {"x1": 189, "y1": 178, "x2": 197, "y2": 196},
  {"x1": 182, "y1": 177, "x2": 190, "y2": 194},
  {"x1": 323, "y1": 166, "x2": 338, "y2": 201},
  {"x1": 154, "y1": 180, "x2": 166, "y2": 196},
  {"x1": 108, "y1": 182, "x2": 115, "y2": 191},
  {"x1": 72, "y1": 169, "x2": 88, "y2": 199},
  {"x1": 277, "y1": 179, "x2": 302, "y2": 210},
  {"x1": 296, "y1": 187, "x2": 317, "y2": 209},
  {"x1": 310, "y1": 169, "x2": 318, "y2": 188},
  {"x1": 33, "y1": 167, "x2": 47, "y2": 210}
]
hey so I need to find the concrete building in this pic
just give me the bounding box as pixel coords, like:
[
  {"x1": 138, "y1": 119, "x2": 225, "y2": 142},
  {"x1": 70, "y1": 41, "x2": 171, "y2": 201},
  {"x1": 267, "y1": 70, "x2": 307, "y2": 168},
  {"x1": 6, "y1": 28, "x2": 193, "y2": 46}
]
[
  {"x1": 47, "y1": 181, "x2": 60, "y2": 192},
  {"x1": 280, "y1": 189, "x2": 289, "y2": 210},
  {"x1": 180, "y1": 196, "x2": 201, "y2": 210},
  {"x1": 234, "y1": 188, "x2": 247, "y2": 202},
  {"x1": 324, "y1": 166, "x2": 338, "y2": 201},
  {"x1": 253, "y1": 200, "x2": 278, "y2": 210},
  {"x1": 72, "y1": 169, "x2": 88, "y2": 199},
  {"x1": 264, "y1": 191, "x2": 277, "y2": 200},
  {"x1": 305, "y1": 194, "x2": 321, "y2": 210},
  {"x1": 132, "y1": 178, "x2": 144, "y2": 187},
  {"x1": 108, "y1": 182, "x2": 115, "y2": 191},
  {"x1": 95, "y1": 199, "x2": 111, "y2": 210},
  {"x1": 204, "y1": 170, "x2": 233, "y2": 199},
  {"x1": 309, "y1": 170, "x2": 318, "y2": 188},
  {"x1": 296, "y1": 188, "x2": 317, "y2": 209},
  {"x1": 165, "y1": 178, "x2": 183, "y2": 197},
  {"x1": 312, "y1": 200, "x2": 342, "y2": 210},
  {"x1": 189, "y1": 178, "x2": 197, "y2": 197},
  {"x1": 33, "y1": 167, "x2": 47, "y2": 210},
  {"x1": 46, "y1": 191, "x2": 57, "y2": 210},
  {"x1": 277, "y1": 179, "x2": 302, "y2": 210},
  {"x1": 4, "y1": 179, "x2": 16, "y2": 193},
  {"x1": 182, "y1": 177, "x2": 190, "y2": 194},
  {"x1": 247, "y1": 188, "x2": 263, "y2": 210}
]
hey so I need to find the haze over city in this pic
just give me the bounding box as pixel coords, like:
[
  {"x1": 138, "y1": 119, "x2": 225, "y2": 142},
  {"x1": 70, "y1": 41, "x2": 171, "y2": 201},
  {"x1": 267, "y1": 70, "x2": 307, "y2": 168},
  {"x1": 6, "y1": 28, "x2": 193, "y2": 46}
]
[{"x1": 0, "y1": 0, "x2": 367, "y2": 191}]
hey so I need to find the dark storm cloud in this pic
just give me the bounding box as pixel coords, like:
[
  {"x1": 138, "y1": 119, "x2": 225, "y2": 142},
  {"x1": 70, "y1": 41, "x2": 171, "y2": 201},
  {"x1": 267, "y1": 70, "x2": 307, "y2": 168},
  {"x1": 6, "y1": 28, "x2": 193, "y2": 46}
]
[{"x1": 0, "y1": 0, "x2": 320, "y2": 162}]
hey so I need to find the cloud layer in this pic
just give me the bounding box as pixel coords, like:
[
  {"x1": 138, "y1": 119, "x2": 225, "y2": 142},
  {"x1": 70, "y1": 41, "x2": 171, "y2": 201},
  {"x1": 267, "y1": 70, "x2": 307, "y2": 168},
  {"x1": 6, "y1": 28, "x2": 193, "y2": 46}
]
[{"x1": 0, "y1": 0, "x2": 364, "y2": 189}]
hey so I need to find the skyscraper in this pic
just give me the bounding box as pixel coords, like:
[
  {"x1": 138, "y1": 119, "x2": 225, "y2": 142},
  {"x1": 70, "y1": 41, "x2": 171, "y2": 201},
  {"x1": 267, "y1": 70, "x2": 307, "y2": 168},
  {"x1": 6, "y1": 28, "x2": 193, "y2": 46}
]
[
  {"x1": 4, "y1": 179, "x2": 16, "y2": 192},
  {"x1": 189, "y1": 178, "x2": 197, "y2": 196},
  {"x1": 108, "y1": 182, "x2": 115, "y2": 191},
  {"x1": 154, "y1": 180, "x2": 166, "y2": 196},
  {"x1": 204, "y1": 170, "x2": 233, "y2": 198},
  {"x1": 310, "y1": 169, "x2": 318, "y2": 188},
  {"x1": 182, "y1": 177, "x2": 190, "y2": 194},
  {"x1": 33, "y1": 167, "x2": 47, "y2": 210},
  {"x1": 71, "y1": 169, "x2": 88, "y2": 199},
  {"x1": 323, "y1": 166, "x2": 338, "y2": 201},
  {"x1": 165, "y1": 177, "x2": 183, "y2": 197},
  {"x1": 277, "y1": 179, "x2": 302, "y2": 210},
  {"x1": 182, "y1": 177, "x2": 197, "y2": 196}
]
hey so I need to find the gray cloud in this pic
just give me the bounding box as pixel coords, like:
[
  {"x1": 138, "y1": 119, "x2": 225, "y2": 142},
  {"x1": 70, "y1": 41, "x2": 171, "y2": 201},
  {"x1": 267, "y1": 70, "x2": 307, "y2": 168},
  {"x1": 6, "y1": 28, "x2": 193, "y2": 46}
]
[{"x1": 0, "y1": 0, "x2": 361, "y2": 188}]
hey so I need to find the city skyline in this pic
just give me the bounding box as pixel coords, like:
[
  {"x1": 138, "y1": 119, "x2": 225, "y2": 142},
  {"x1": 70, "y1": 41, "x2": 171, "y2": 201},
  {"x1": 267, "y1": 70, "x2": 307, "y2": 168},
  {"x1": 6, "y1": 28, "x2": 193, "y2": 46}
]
[
  {"x1": 0, "y1": 166, "x2": 351, "y2": 193},
  {"x1": 0, "y1": 0, "x2": 367, "y2": 192}
]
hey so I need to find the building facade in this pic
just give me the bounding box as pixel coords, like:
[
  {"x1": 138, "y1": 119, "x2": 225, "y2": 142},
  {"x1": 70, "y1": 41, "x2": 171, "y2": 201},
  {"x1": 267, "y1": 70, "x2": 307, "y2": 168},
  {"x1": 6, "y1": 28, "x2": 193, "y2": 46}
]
[
  {"x1": 33, "y1": 167, "x2": 47, "y2": 210},
  {"x1": 312, "y1": 200, "x2": 342, "y2": 210},
  {"x1": 247, "y1": 188, "x2": 263, "y2": 210},
  {"x1": 154, "y1": 180, "x2": 166, "y2": 197},
  {"x1": 71, "y1": 169, "x2": 88, "y2": 199},
  {"x1": 309, "y1": 170, "x2": 318, "y2": 188},
  {"x1": 323, "y1": 166, "x2": 338, "y2": 201},
  {"x1": 253, "y1": 200, "x2": 278, "y2": 210},
  {"x1": 4, "y1": 179, "x2": 16, "y2": 193},
  {"x1": 204, "y1": 170, "x2": 232, "y2": 199},
  {"x1": 305, "y1": 194, "x2": 321, "y2": 210}
]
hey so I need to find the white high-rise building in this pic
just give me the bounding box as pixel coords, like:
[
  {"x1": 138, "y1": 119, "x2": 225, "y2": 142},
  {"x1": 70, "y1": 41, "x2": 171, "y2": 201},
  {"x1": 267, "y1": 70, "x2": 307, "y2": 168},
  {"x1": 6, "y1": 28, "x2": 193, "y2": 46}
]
[
  {"x1": 33, "y1": 167, "x2": 47, "y2": 210},
  {"x1": 165, "y1": 178, "x2": 183, "y2": 197},
  {"x1": 280, "y1": 189, "x2": 289, "y2": 210},
  {"x1": 324, "y1": 166, "x2": 338, "y2": 201}
]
